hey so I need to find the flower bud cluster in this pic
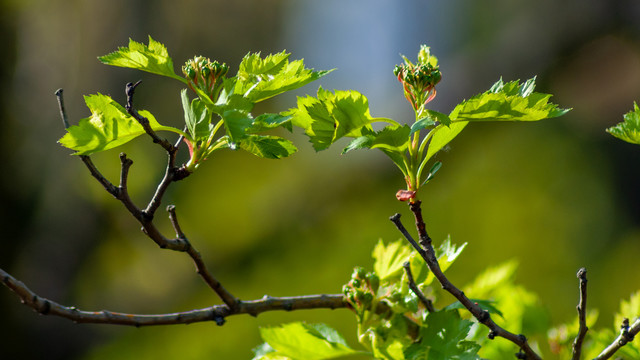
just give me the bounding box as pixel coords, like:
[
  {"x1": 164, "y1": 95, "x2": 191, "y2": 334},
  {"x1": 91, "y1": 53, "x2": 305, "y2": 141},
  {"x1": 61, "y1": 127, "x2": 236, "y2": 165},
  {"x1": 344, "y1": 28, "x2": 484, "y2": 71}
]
[
  {"x1": 394, "y1": 49, "x2": 441, "y2": 111},
  {"x1": 182, "y1": 56, "x2": 229, "y2": 101},
  {"x1": 343, "y1": 267, "x2": 380, "y2": 312}
]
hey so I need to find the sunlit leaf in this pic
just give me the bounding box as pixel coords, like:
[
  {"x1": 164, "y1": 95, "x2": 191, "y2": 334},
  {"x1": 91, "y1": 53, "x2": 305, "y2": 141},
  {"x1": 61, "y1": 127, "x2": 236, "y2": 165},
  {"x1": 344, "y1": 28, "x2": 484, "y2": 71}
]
[
  {"x1": 291, "y1": 88, "x2": 377, "y2": 151},
  {"x1": 607, "y1": 102, "x2": 640, "y2": 145},
  {"x1": 614, "y1": 290, "x2": 640, "y2": 329},
  {"x1": 98, "y1": 36, "x2": 184, "y2": 82},
  {"x1": 424, "y1": 121, "x2": 469, "y2": 163},
  {"x1": 259, "y1": 322, "x2": 360, "y2": 360},
  {"x1": 235, "y1": 52, "x2": 332, "y2": 102},
  {"x1": 246, "y1": 113, "x2": 293, "y2": 133},
  {"x1": 59, "y1": 94, "x2": 184, "y2": 155},
  {"x1": 373, "y1": 240, "x2": 413, "y2": 281},
  {"x1": 450, "y1": 77, "x2": 569, "y2": 122},
  {"x1": 411, "y1": 110, "x2": 451, "y2": 136}
]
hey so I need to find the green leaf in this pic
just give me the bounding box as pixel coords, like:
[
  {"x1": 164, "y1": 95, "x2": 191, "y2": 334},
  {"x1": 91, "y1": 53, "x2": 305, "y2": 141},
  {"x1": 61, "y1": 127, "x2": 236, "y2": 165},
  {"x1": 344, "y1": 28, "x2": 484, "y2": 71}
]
[
  {"x1": 221, "y1": 109, "x2": 253, "y2": 147},
  {"x1": 247, "y1": 113, "x2": 293, "y2": 133},
  {"x1": 444, "y1": 299, "x2": 504, "y2": 318},
  {"x1": 607, "y1": 102, "x2": 640, "y2": 145},
  {"x1": 259, "y1": 322, "x2": 360, "y2": 360},
  {"x1": 450, "y1": 77, "x2": 569, "y2": 122},
  {"x1": 180, "y1": 89, "x2": 211, "y2": 141},
  {"x1": 236, "y1": 51, "x2": 332, "y2": 102},
  {"x1": 98, "y1": 36, "x2": 184, "y2": 82},
  {"x1": 370, "y1": 125, "x2": 412, "y2": 153},
  {"x1": 59, "y1": 94, "x2": 184, "y2": 155},
  {"x1": 404, "y1": 310, "x2": 481, "y2": 360},
  {"x1": 342, "y1": 135, "x2": 375, "y2": 154},
  {"x1": 424, "y1": 121, "x2": 469, "y2": 163},
  {"x1": 373, "y1": 239, "x2": 413, "y2": 282},
  {"x1": 239, "y1": 135, "x2": 297, "y2": 159},
  {"x1": 411, "y1": 110, "x2": 451, "y2": 135},
  {"x1": 423, "y1": 236, "x2": 466, "y2": 284},
  {"x1": 614, "y1": 290, "x2": 640, "y2": 329},
  {"x1": 291, "y1": 88, "x2": 376, "y2": 151}
]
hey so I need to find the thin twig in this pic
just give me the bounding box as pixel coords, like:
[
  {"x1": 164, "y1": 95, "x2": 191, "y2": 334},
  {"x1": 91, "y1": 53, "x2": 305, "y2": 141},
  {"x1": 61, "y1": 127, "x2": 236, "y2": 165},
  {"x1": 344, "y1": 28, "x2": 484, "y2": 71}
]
[
  {"x1": 390, "y1": 205, "x2": 542, "y2": 360},
  {"x1": 125, "y1": 81, "x2": 175, "y2": 152},
  {"x1": 594, "y1": 318, "x2": 640, "y2": 360},
  {"x1": 0, "y1": 267, "x2": 344, "y2": 327},
  {"x1": 54, "y1": 89, "x2": 70, "y2": 129},
  {"x1": 402, "y1": 261, "x2": 435, "y2": 312},
  {"x1": 571, "y1": 267, "x2": 588, "y2": 360}
]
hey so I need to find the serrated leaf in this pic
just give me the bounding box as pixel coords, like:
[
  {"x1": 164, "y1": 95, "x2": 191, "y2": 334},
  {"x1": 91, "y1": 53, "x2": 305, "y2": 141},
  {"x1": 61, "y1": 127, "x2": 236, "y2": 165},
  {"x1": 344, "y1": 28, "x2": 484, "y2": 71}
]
[
  {"x1": 614, "y1": 290, "x2": 640, "y2": 329},
  {"x1": 221, "y1": 109, "x2": 253, "y2": 146},
  {"x1": 246, "y1": 113, "x2": 293, "y2": 133},
  {"x1": 98, "y1": 36, "x2": 184, "y2": 82},
  {"x1": 239, "y1": 135, "x2": 297, "y2": 159},
  {"x1": 180, "y1": 89, "x2": 211, "y2": 141},
  {"x1": 411, "y1": 110, "x2": 451, "y2": 136},
  {"x1": 607, "y1": 102, "x2": 640, "y2": 145},
  {"x1": 291, "y1": 88, "x2": 376, "y2": 151},
  {"x1": 373, "y1": 239, "x2": 413, "y2": 282},
  {"x1": 423, "y1": 236, "x2": 466, "y2": 284},
  {"x1": 463, "y1": 260, "x2": 518, "y2": 297},
  {"x1": 235, "y1": 52, "x2": 332, "y2": 103},
  {"x1": 444, "y1": 299, "x2": 504, "y2": 318},
  {"x1": 450, "y1": 77, "x2": 569, "y2": 122},
  {"x1": 404, "y1": 310, "x2": 481, "y2": 360},
  {"x1": 424, "y1": 121, "x2": 469, "y2": 163},
  {"x1": 59, "y1": 94, "x2": 183, "y2": 155},
  {"x1": 342, "y1": 135, "x2": 375, "y2": 154},
  {"x1": 370, "y1": 125, "x2": 412, "y2": 153},
  {"x1": 259, "y1": 322, "x2": 360, "y2": 360}
]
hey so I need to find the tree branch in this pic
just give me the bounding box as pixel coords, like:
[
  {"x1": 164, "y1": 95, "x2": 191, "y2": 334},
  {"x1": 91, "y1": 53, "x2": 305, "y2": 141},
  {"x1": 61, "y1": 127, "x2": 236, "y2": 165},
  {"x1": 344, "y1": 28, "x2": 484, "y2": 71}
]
[
  {"x1": 390, "y1": 204, "x2": 542, "y2": 360},
  {"x1": 0, "y1": 267, "x2": 345, "y2": 327},
  {"x1": 594, "y1": 317, "x2": 640, "y2": 360},
  {"x1": 402, "y1": 261, "x2": 435, "y2": 312},
  {"x1": 571, "y1": 267, "x2": 588, "y2": 360}
]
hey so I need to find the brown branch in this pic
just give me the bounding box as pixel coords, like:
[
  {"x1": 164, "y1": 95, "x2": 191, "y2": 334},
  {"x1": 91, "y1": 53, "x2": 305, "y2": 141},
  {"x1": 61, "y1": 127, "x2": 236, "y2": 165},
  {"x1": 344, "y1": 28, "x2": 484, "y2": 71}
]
[
  {"x1": 402, "y1": 261, "x2": 435, "y2": 312},
  {"x1": 571, "y1": 267, "x2": 589, "y2": 360},
  {"x1": 594, "y1": 317, "x2": 640, "y2": 360},
  {"x1": 1, "y1": 267, "x2": 345, "y2": 327},
  {"x1": 390, "y1": 203, "x2": 542, "y2": 360},
  {"x1": 55, "y1": 88, "x2": 236, "y2": 309}
]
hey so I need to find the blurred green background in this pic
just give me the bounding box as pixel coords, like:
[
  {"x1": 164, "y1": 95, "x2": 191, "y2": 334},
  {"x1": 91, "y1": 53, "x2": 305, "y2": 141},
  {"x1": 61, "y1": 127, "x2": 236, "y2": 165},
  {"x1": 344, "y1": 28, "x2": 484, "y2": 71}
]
[{"x1": 1, "y1": 0, "x2": 639, "y2": 359}]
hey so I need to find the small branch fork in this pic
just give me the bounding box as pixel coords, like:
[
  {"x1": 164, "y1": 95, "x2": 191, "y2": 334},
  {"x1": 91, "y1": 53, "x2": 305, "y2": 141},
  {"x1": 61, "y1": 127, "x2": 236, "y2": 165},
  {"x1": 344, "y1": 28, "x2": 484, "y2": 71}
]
[
  {"x1": 571, "y1": 267, "x2": 589, "y2": 360},
  {"x1": 594, "y1": 318, "x2": 640, "y2": 360},
  {"x1": 0, "y1": 86, "x2": 347, "y2": 327},
  {"x1": 390, "y1": 201, "x2": 542, "y2": 360}
]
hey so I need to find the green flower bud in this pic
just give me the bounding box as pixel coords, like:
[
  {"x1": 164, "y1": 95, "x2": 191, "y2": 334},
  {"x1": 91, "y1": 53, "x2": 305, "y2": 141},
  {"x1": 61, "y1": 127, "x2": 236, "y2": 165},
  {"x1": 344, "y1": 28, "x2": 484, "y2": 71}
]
[
  {"x1": 351, "y1": 279, "x2": 361, "y2": 288},
  {"x1": 352, "y1": 267, "x2": 367, "y2": 280},
  {"x1": 366, "y1": 273, "x2": 380, "y2": 292}
]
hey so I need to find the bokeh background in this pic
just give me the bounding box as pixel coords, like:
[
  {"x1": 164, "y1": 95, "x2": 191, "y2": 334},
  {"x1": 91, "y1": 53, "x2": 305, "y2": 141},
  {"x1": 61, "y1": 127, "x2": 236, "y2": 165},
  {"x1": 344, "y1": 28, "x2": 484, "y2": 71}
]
[{"x1": 1, "y1": 0, "x2": 639, "y2": 359}]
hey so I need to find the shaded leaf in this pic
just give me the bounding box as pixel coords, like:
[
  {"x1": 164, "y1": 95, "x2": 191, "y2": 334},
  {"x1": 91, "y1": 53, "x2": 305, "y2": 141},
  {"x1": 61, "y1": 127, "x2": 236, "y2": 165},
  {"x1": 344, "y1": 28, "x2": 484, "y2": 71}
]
[
  {"x1": 59, "y1": 94, "x2": 183, "y2": 155},
  {"x1": 239, "y1": 135, "x2": 297, "y2": 159},
  {"x1": 98, "y1": 36, "x2": 184, "y2": 82},
  {"x1": 607, "y1": 102, "x2": 640, "y2": 145},
  {"x1": 444, "y1": 299, "x2": 504, "y2": 318},
  {"x1": 180, "y1": 89, "x2": 211, "y2": 141}
]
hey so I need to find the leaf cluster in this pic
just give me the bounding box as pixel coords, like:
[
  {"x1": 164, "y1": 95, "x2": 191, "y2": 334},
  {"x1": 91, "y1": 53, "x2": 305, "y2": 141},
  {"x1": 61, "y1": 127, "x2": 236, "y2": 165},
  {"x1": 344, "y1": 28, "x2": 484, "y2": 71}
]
[{"x1": 59, "y1": 37, "x2": 330, "y2": 171}]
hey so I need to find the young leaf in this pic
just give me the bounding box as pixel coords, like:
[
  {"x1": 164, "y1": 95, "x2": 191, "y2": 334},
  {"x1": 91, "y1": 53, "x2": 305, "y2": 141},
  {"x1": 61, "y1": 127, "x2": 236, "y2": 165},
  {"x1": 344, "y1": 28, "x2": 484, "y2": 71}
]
[
  {"x1": 180, "y1": 89, "x2": 212, "y2": 141},
  {"x1": 246, "y1": 113, "x2": 293, "y2": 133},
  {"x1": 423, "y1": 121, "x2": 469, "y2": 164},
  {"x1": 259, "y1": 322, "x2": 360, "y2": 360},
  {"x1": 236, "y1": 52, "x2": 332, "y2": 103},
  {"x1": 98, "y1": 36, "x2": 185, "y2": 82},
  {"x1": 444, "y1": 299, "x2": 504, "y2": 318},
  {"x1": 221, "y1": 109, "x2": 253, "y2": 146},
  {"x1": 404, "y1": 310, "x2": 481, "y2": 360},
  {"x1": 291, "y1": 88, "x2": 377, "y2": 151},
  {"x1": 449, "y1": 77, "x2": 569, "y2": 122},
  {"x1": 614, "y1": 290, "x2": 640, "y2": 330},
  {"x1": 59, "y1": 94, "x2": 184, "y2": 155},
  {"x1": 239, "y1": 135, "x2": 297, "y2": 159},
  {"x1": 411, "y1": 110, "x2": 451, "y2": 136},
  {"x1": 607, "y1": 102, "x2": 640, "y2": 145},
  {"x1": 373, "y1": 239, "x2": 413, "y2": 281}
]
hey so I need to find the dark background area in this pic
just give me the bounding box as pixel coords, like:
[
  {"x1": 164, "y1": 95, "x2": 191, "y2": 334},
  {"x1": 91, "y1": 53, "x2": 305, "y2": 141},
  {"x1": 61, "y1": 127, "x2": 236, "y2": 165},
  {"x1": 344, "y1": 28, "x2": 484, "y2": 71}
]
[{"x1": 1, "y1": 0, "x2": 639, "y2": 359}]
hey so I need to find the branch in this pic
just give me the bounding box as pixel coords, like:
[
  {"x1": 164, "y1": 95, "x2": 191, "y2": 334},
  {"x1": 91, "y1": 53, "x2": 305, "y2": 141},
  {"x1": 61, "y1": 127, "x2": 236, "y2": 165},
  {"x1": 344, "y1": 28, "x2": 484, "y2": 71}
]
[
  {"x1": 55, "y1": 88, "x2": 236, "y2": 309},
  {"x1": 402, "y1": 261, "x2": 435, "y2": 312},
  {"x1": 1, "y1": 267, "x2": 345, "y2": 327},
  {"x1": 390, "y1": 204, "x2": 542, "y2": 360},
  {"x1": 594, "y1": 317, "x2": 640, "y2": 360},
  {"x1": 571, "y1": 267, "x2": 588, "y2": 360},
  {"x1": 125, "y1": 81, "x2": 175, "y2": 153}
]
